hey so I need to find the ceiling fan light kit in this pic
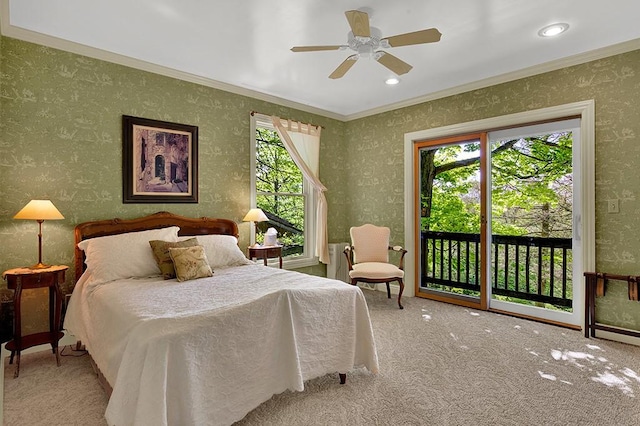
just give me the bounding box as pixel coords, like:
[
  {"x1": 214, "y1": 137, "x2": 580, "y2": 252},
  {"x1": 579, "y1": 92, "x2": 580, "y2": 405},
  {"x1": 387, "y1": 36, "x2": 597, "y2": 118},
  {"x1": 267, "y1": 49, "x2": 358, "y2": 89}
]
[{"x1": 291, "y1": 9, "x2": 441, "y2": 79}]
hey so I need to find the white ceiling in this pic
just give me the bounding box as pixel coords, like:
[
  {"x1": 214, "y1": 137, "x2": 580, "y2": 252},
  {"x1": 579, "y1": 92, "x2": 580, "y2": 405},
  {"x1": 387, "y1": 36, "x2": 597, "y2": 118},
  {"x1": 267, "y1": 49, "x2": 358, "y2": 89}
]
[{"x1": 3, "y1": 0, "x2": 640, "y2": 121}]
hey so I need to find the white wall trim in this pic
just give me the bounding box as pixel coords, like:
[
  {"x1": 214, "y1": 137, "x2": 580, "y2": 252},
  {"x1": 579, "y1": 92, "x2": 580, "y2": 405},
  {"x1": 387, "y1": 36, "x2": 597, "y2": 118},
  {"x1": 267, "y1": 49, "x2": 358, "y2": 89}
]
[
  {"x1": 346, "y1": 41, "x2": 638, "y2": 121},
  {"x1": 592, "y1": 330, "x2": 640, "y2": 347},
  {"x1": 1, "y1": 7, "x2": 638, "y2": 122},
  {"x1": 403, "y1": 124, "x2": 417, "y2": 298},
  {"x1": 404, "y1": 100, "x2": 596, "y2": 324},
  {"x1": 0, "y1": 17, "x2": 343, "y2": 121}
]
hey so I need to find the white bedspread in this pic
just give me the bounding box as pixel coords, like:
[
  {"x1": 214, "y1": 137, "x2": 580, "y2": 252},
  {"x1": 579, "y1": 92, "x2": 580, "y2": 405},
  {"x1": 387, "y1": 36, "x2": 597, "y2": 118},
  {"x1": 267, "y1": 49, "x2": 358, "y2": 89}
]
[{"x1": 64, "y1": 264, "x2": 378, "y2": 426}]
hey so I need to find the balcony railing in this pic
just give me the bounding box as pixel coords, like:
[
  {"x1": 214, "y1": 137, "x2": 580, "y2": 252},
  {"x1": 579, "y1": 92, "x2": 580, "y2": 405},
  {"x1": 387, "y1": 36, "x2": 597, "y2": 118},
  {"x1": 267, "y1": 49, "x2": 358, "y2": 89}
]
[{"x1": 420, "y1": 231, "x2": 573, "y2": 308}]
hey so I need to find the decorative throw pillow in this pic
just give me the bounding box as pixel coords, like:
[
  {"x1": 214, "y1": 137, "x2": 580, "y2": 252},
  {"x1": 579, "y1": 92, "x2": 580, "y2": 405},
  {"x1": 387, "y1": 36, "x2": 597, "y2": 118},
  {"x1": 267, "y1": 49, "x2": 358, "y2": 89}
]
[
  {"x1": 149, "y1": 238, "x2": 199, "y2": 279},
  {"x1": 195, "y1": 235, "x2": 253, "y2": 269},
  {"x1": 77, "y1": 226, "x2": 180, "y2": 284},
  {"x1": 169, "y1": 246, "x2": 213, "y2": 282}
]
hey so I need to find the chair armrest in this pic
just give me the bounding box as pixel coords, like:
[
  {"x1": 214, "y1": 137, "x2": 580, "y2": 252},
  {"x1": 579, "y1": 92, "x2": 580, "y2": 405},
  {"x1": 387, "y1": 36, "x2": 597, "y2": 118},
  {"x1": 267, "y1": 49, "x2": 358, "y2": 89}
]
[
  {"x1": 388, "y1": 245, "x2": 408, "y2": 270},
  {"x1": 343, "y1": 246, "x2": 354, "y2": 270}
]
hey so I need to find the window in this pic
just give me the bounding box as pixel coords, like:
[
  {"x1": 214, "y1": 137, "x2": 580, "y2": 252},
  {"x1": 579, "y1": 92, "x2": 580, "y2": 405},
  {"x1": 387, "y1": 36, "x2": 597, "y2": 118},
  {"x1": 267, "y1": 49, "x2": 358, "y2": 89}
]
[{"x1": 251, "y1": 115, "x2": 317, "y2": 268}]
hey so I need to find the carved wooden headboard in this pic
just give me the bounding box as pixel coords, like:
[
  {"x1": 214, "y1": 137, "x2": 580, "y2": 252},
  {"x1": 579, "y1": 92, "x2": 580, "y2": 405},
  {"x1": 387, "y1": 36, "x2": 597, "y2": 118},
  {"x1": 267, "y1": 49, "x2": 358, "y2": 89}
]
[{"x1": 74, "y1": 211, "x2": 239, "y2": 281}]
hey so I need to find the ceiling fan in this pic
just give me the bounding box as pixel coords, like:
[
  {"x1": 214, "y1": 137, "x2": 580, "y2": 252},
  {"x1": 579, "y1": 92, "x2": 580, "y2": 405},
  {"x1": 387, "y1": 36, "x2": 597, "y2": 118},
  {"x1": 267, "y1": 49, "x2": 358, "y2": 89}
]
[{"x1": 291, "y1": 10, "x2": 442, "y2": 79}]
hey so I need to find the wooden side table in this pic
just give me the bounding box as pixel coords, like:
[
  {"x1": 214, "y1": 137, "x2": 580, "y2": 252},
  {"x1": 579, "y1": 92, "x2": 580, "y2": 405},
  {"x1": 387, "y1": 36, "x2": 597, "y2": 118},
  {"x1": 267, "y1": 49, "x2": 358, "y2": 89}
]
[
  {"x1": 248, "y1": 245, "x2": 283, "y2": 268},
  {"x1": 2, "y1": 265, "x2": 68, "y2": 378}
]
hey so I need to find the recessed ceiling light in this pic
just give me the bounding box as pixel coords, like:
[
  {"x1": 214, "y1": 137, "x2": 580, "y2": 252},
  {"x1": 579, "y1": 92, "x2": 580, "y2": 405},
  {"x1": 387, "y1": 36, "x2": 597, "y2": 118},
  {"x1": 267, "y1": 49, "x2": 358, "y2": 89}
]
[
  {"x1": 538, "y1": 23, "x2": 569, "y2": 37},
  {"x1": 385, "y1": 77, "x2": 400, "y2": 85}
]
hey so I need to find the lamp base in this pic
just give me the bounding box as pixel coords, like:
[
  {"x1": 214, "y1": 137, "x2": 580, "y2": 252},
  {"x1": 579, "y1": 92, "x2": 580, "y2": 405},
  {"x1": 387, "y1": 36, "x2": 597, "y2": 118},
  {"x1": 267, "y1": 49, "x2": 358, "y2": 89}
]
[{"x1": 28, "y1": 262, "x2": 51, "y2": 270}]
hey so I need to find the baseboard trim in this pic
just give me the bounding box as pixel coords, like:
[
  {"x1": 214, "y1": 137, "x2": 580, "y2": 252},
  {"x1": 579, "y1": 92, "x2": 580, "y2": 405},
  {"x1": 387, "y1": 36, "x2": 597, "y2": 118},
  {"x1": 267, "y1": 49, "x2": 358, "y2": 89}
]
[{"x1": 591, "y1": 329, "x2": 640, "y2": 347}]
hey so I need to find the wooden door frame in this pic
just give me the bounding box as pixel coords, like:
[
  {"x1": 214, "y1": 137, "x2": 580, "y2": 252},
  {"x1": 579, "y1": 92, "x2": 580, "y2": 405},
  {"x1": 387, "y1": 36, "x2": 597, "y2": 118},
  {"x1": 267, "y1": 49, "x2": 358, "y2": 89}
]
[{"x1": 413, "y1": 133, "x2": 487, "y2": 310}]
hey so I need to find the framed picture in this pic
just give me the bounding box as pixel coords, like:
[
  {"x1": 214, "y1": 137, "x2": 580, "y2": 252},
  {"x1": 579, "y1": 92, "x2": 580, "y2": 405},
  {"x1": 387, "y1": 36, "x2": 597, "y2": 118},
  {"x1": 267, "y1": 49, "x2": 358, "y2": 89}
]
[{"x1": 122, "y1": 115, "x2": 198, "y2": 203}]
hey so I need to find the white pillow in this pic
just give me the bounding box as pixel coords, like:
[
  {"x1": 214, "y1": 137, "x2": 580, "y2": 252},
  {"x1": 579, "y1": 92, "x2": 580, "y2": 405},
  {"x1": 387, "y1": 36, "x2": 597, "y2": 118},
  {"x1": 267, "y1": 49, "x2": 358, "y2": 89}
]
[
  {"x1": 78, "y1": 226, "x2": 180, "y2": 284},
  {"x1": 195, "y1": 234, "x2": 252, "y2": 269}
]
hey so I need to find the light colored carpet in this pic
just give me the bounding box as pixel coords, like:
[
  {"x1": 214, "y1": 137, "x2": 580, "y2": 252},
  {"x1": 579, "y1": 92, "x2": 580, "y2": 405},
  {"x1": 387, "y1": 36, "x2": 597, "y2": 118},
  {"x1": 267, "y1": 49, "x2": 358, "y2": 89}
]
[
  {"x1": 3, "y1": 346, "x2": 108, "y2": 425},
  {"x1": 4, "y1": 289, "x2": 640, "y2": 425}
]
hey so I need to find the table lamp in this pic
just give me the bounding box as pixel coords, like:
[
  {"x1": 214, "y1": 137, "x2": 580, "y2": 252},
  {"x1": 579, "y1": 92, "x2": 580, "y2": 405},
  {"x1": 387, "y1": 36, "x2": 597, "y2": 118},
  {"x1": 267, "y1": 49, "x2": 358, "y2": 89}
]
[
  {"x1": 14, "y1": 199, "x2": 64, "y2": 269},
  {"x1": 243, "y1": 208, "x2": 268, "y2": 244}
]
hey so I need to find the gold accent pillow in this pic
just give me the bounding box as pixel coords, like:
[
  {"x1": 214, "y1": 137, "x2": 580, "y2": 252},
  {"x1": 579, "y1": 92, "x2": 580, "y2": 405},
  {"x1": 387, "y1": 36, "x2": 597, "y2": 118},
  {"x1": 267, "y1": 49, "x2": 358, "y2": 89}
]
[
  {"x1": 169, "y1": 246, "x2": 213, "y2": 282},
  {"x1": 149, "y1": 238, "x2": 199, "y2": 279}
]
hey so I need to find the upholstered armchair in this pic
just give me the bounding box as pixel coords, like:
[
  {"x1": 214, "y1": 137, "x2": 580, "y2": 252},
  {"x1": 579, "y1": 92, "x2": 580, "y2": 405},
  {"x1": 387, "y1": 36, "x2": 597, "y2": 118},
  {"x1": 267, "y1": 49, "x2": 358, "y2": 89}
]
[{"x1": 344, "y1": 224, "x2": 408, "y2": 309}]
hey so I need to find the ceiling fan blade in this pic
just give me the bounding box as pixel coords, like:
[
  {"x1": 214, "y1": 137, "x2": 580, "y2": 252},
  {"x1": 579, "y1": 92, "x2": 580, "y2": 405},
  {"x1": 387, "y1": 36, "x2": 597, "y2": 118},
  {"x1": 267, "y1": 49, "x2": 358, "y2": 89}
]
[
  {"x1": 291, "y1": 45, "x2": 343, "y2": 52},
  {"x1": 375, "y1": 51, "x2": 412, "y2": 75},
  {"x1": 345, "y1": 10, "x2": 370, "y2": 37},
  {"x1": 383, "y1": 28, "x2": 442, "y2": 47},
  {"x1": 329, "y1": 55, "x2": 358, "y2": 79}
]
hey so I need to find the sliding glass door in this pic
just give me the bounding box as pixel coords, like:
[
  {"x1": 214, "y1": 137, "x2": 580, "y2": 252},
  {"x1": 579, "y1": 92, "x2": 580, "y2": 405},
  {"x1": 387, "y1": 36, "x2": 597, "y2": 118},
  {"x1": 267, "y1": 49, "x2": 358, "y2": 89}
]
[
  {"x1": 415, "y1": 119, "x2": 582, "y2": 326},
  {"x1": 487, "y1": 119, "x2": 581, "y2": 326}
]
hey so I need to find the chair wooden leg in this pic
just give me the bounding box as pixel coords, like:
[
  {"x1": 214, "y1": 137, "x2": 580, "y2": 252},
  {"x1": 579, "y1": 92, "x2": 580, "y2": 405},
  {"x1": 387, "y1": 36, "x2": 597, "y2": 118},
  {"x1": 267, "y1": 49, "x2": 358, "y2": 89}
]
[
  {"x1": 350, "y1": 279, "x2": 357, "y2": 286},
  {"x1": 397, "y1": 279, "x2": 405, "y2": 309},
  {"x1": 386, "y1": 282, "x2": 391, "y2": 299}
]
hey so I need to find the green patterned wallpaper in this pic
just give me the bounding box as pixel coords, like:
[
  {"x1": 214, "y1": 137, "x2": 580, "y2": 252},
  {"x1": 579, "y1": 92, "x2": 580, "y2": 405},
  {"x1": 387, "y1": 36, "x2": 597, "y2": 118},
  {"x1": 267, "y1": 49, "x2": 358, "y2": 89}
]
[
  {"x1": 344, "y1": 49, "x2": 640, "y2": 330},
  {"x1": 0, "y1": 37, "x2": 341, "y2": 332},
  {"x1": 1, "y1": 35, "x2": 639, "y2": 333}
]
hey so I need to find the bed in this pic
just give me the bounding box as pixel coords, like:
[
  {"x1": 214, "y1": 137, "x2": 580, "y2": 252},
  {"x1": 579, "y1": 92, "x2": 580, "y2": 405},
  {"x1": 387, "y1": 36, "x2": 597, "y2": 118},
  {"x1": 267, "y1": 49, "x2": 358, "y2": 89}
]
[{"x1": 64, "y1": 211, "x2": 378, "y2": 426}]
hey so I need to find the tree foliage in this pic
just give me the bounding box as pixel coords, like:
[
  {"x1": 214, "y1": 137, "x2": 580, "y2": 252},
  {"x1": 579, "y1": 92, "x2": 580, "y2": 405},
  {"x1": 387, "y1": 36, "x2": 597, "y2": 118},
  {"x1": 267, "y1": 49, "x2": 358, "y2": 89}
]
[
  {"x1": 255, "y1": 128, "x2": 305, "y2": 253},
  {"x1": 421, "y1": 132, "x2": 573, "y2": 238},
  {"x1": 420, "y1": 132, "x2": 574, "y2": 310}
]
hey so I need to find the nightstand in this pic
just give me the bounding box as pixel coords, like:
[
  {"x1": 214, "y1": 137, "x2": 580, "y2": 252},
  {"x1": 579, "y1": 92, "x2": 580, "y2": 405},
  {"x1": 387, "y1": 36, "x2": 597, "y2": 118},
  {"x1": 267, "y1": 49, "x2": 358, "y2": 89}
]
[
  {"x1": 2, "y1": 265, "x2": 68, "y2": 378},
  {"x1": 248, "y1": 245, "x2": 283, "y2": 268}
]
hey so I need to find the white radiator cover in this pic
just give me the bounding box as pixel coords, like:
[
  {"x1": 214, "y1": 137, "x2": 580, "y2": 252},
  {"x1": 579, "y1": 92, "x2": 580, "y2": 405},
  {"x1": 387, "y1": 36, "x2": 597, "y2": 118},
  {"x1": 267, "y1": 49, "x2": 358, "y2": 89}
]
[{"x1": 327, "y1": 242, "x2": 350, "y2": 283}]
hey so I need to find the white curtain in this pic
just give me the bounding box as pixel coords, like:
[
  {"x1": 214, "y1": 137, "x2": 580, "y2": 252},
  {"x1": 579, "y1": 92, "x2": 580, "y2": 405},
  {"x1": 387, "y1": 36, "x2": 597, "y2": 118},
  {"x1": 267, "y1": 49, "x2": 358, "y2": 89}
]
[{"x1": 271, "y1": 116, "x2": 329, "y2": 264}]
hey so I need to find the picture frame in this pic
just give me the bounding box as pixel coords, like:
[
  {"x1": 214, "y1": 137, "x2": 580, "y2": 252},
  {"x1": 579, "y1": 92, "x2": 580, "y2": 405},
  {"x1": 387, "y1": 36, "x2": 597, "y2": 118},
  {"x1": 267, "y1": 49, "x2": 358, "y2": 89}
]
[{"x1": 122, "y1": 115, "x2": 198, "y2": 203}]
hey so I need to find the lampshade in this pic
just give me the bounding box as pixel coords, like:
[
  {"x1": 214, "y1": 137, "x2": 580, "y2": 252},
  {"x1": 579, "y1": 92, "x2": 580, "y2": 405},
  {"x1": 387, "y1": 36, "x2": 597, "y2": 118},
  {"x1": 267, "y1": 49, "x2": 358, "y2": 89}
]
[
  {"x1": 14, "y1": 199, "x2": 64, "y2": 269},
  {"x1": 14, "y1": 200, "x2": 64, "y2": 221},
  {"x1": 242, "y1": 208, "x2": 268, "y2": 223}
]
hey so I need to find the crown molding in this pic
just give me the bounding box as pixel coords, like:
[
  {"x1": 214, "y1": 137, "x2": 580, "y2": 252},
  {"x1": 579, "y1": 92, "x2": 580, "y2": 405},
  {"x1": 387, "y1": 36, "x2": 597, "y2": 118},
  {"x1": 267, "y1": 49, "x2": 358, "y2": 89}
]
[
  {"x1": 0, "y1": 18, "x2": 346, "y2": 122},
  {"x1": 2, "y1": 6, "x2": 639, "y2": 123},
  {"x1": 344, "y1": 38, "x2": 640, "y2": 121}
]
